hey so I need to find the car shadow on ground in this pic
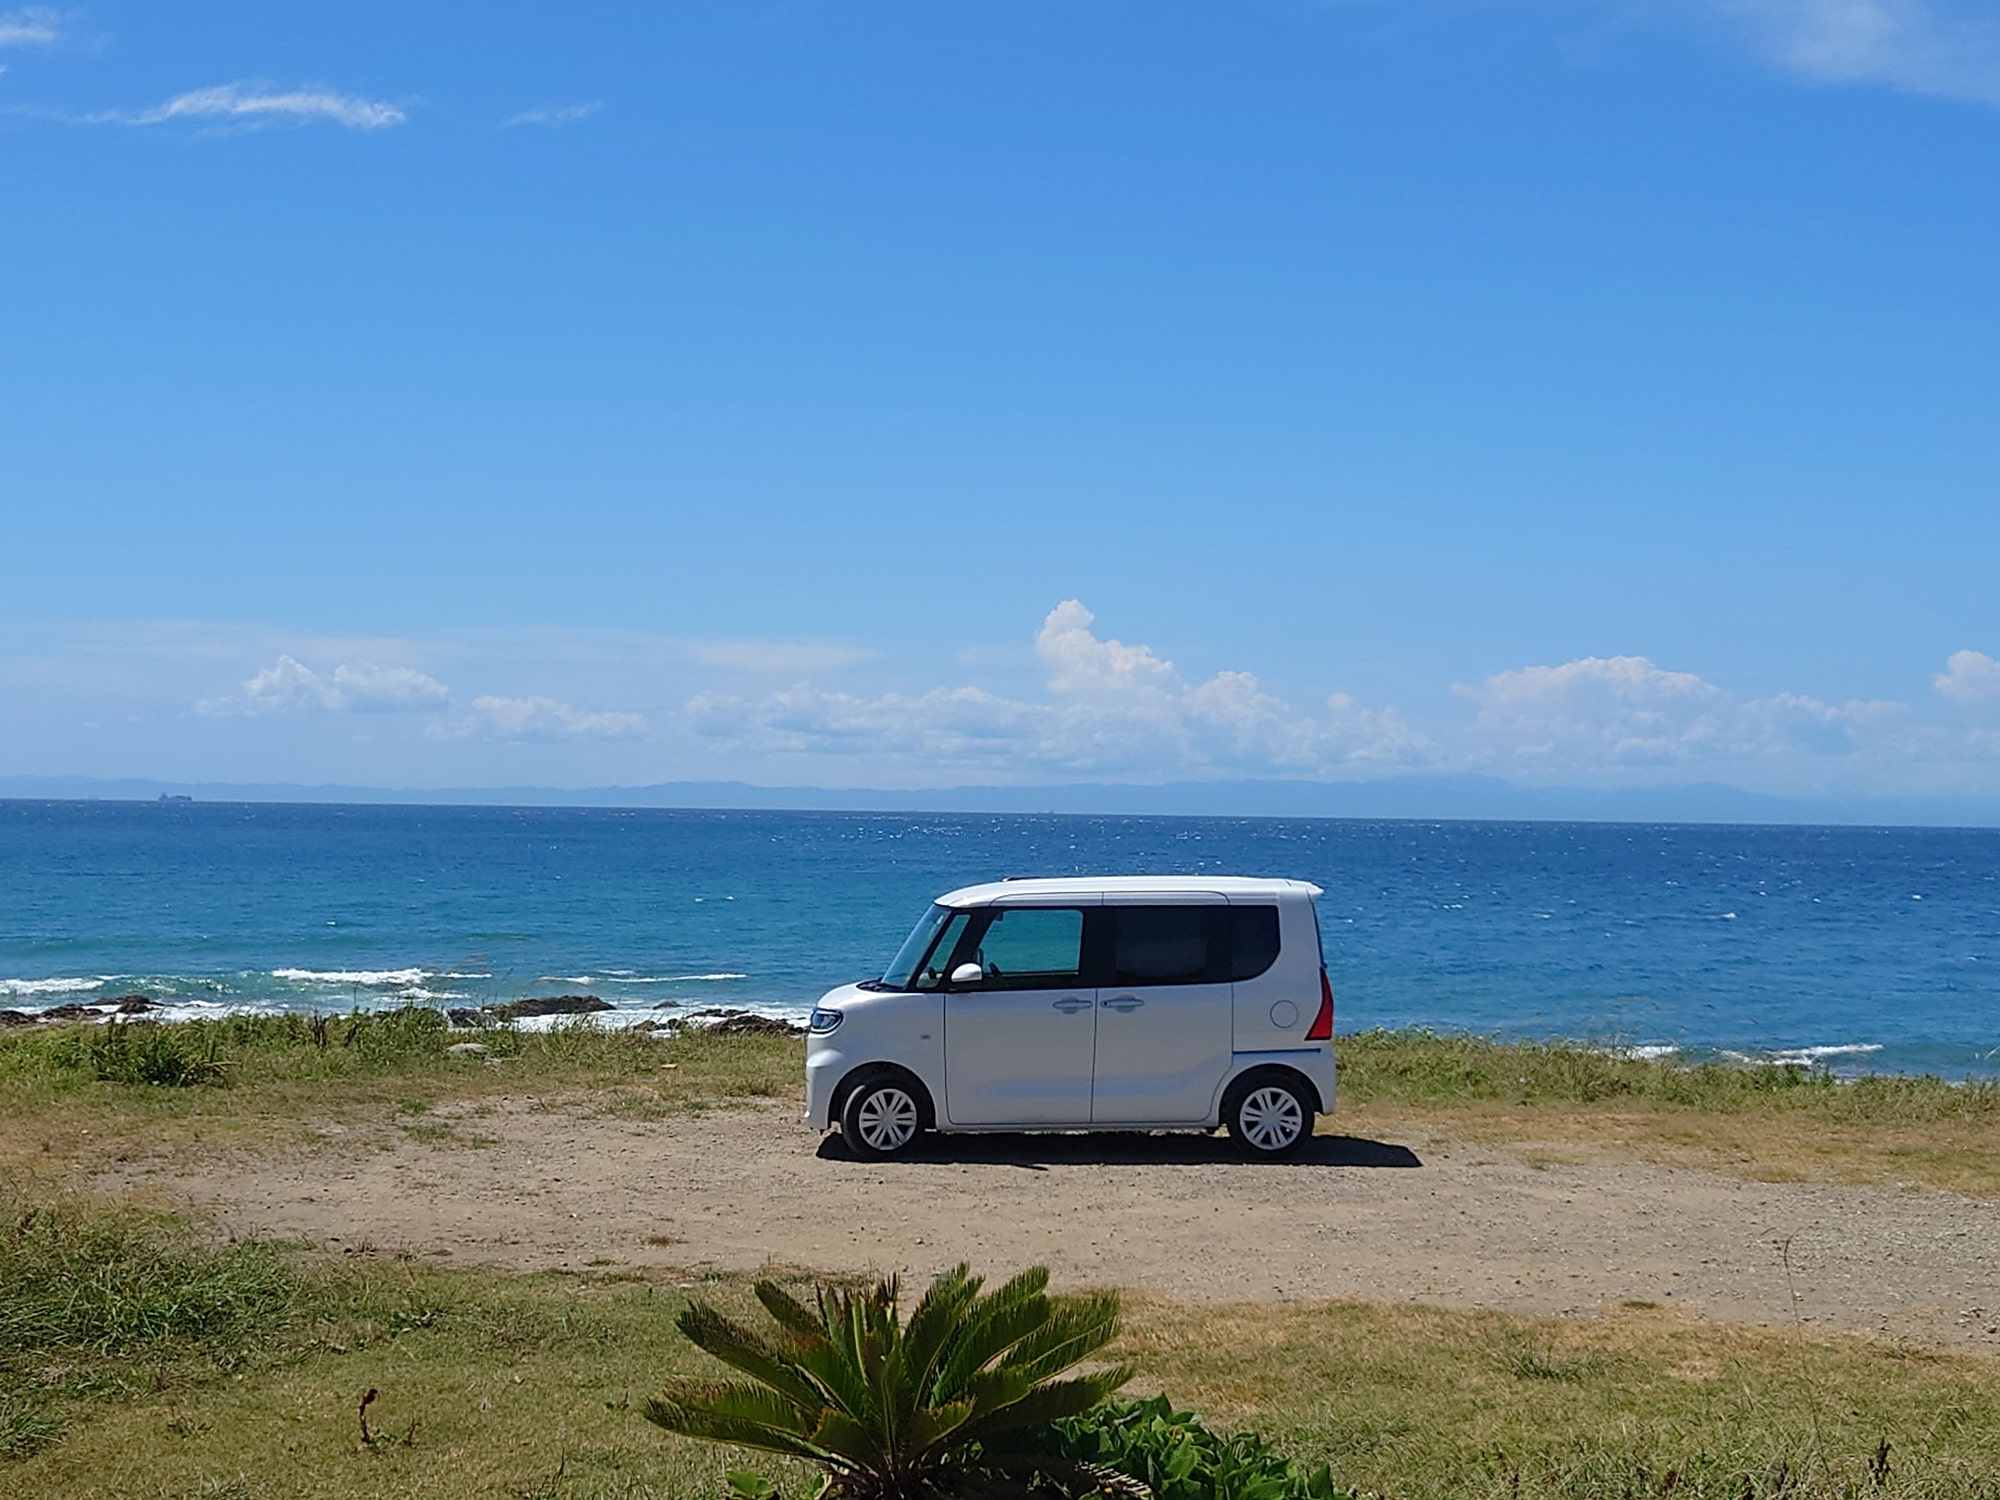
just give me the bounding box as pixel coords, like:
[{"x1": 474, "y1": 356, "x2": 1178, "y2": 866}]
[{"x1": 814, "y1": 1131, "x2": 1421, "y2": 1170}]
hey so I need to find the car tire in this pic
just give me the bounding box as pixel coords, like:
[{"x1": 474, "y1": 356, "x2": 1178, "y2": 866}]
[
  {"x1": 839, "y1": 1073, "x2": 928, "y2": 1160},
  {"x1": 1225, "y1": 1073, "x2": 1314, "y2": 1159}
]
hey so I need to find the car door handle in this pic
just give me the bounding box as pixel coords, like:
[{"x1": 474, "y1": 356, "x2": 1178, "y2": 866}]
[
  {"x1": 1051, "y1": 996, "x2": 1091, "y2": 1013},
  {"x1": 1100, "y1": 996, "x2": 1144, "y2": 1012}
]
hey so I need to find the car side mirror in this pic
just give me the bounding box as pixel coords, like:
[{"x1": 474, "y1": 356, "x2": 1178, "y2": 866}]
[{"x1": 949, "y1": 962, "x2": 984, "y2": 986}]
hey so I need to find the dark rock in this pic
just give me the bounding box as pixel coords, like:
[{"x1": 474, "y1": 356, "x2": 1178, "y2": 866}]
[
  {"x1": 447, "y1": 1007, "x2": 489, "y2": 1029},
  {"x1": 36, "y1": 1003, "x2": 94, "y2": 1022},
  {"x1": 0, "y1": 1010, "x2": 32, "y2": 1028},
  {"x1": 486, "y1": 994, "x2": 614, "y2": 1021},
  {"x1": 650, "y1": 998, "x2": 683, "y2": 1010},
  {"x1": 109, "y1": 994, "x2": 154, "y2": 1014},
  {"x1": 686, "y1": 1007, "x2": 805, "y2": 1037}
]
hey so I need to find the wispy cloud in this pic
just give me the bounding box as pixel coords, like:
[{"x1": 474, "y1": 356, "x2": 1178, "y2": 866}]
[
  {"x1": 0, "y1": 6, "x2": 60, "y2": 48},
  {"x1": 1453, "y1": 652, "x2": 1909, "y2": 774},
  {"x1": 94, "y1": 81, "x2": 408, "y2": 130},
  {"x1": 461, "y1": 695, "x2": 646, "y2": 740},
  {"x1": 1707, "y1": 0, "x2": 2000, "y2": 107},
  {"x1": 690, "y1": 641, "x2": 873, "y2": 674},
  {"x1": 504, "y1": 101, "x2": 601, "y2": 128}
]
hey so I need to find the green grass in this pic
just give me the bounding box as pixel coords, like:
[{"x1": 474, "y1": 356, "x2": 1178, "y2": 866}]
[
  {"x1": 1123, "y1": 1296, "x2": 2000, "y2": 1499},
  {"x1": 3, "y1": 1194, "x2": 2000, "y2": 1499},
  {"x1": 6, "y1": 1018, "x2": 1999, "y2": 1193},
  {"x1": 1333, "y1": 1029, "x2": 2000, "y2": 1195},
  {"x1": 1336, "y1": 1028, "x2": 2000, "y2": 1121},
  {"x1": 0, "y1": 1013, "x2": 802, "y2": 1167}
]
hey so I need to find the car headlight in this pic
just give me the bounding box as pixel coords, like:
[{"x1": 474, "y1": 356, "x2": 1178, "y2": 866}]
[{"x1": 808, "y1": 1007, "x2": 844, "y2": 1035}]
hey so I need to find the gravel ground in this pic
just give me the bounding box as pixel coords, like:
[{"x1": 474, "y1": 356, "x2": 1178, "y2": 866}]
[{"x1": 101, "y1": 1100, "x2": 2000, "y2": 1351}]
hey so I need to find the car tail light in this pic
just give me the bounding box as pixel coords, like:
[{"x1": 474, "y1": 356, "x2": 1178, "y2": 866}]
[{"x1": 1305, "y1": 969, "x2": 1334, "y2": 1041}]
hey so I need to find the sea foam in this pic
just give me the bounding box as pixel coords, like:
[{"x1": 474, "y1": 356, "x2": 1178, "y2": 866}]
[
  {"x1": 271, "y1": 968, "x2": 428, "y2": 986},
  {"x1": 1, "y1": 976, "x2": 114, "y2": 997}
]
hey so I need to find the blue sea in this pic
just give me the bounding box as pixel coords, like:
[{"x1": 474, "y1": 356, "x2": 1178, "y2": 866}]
[{"x1": 2, "y1": 800, "x2": 1997, "y2": 1077}]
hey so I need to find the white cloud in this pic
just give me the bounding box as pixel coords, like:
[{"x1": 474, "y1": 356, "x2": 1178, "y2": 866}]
[
  {"x1": 504, "y1": 102, "x2": 602, "y2": 128},
  {"x1": 1455, "y1": 654, "x2": 1723, "y2": 766},
  {"x1": 1934, "y1": 649, "x2": 2000, "y2": 702},
  {"x1": 1455, "y1": 653, "x2": 1913, "y2": 773},
  {"x1": 106, "y1": 82, "x2": 407, "y2": 130},
  {"x1": 464, "y1": 695, "x2": 646, "y2": 740},
  {"x1": 689, "y1": 600, "x2": 1426, "y2": 781},
  {"x1": 690, "y1": 641, "x2": 873, "y2": 673},
  {"x1": 1036, "y1": 599, "x2": 1180, "y2": 699},
  {"x1": 1707, "y1": 0, "x2": 2000, "y2": 107},
  {"x1": 326, "y1": 662, "x2": 452, "y2": 711},
  {"x1": 0, "y1": 7, "x2": 59, "y2": 48},
  {"x1": 206, "y1": 654, "x2": 449, "y2": 715}
]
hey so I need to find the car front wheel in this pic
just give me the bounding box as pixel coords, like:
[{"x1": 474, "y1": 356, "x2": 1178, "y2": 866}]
[
  {"x1": 1226, "y1": 1075, "x2": 1313, "y2": 1159},
  {"x1": 840, "y1": 1075, "x2": 926, "y2": 1159}
]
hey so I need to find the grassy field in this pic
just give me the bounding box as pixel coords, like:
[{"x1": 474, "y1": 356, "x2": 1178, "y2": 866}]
[
  {"x1": 1332, "y1": 1029, "x2": 2000, "y2": 1196},
  {"x1": 5, "y1": 1023, "x2": 2000, "y2": 1496},
  {"x1": 3, "y1": 1015, "x2": 1995, "y2": 1193},
  {"x1": 3, "y1": 1190, "x2": 1998, "y2": 1500},
  {"x1": 0, "y1": 1013, "x2": 801, "y2": 1171}
]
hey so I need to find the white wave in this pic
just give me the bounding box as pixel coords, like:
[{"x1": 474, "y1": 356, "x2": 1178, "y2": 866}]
[
  {"x1": 615, "y1": 973, "x2": 749, "y2": 984},
  {"x1": 271, "y1": 968, "x2": 427, "y2": 986},
  {"x1": 1769, "y1": 1043, "x2": 1885, "y2": 1064},
  {"x1": 150, "y1": 999, "x2": 288, "y2": 1023},
  {"x1": 1614, "y1": 1044, "x2": 1680, "y2": 1061},
  {"x1": 0, "y1": 976, "x2": 112, "y2": 997},
  {"x1": 505, "y1": 1009, "x2": 646, "y2": 1034},
  {"x1": 540, "y1": 976, "x2": 597, "y2": 985},
  {"x1": 1719, "y1": 1042, "x2": 1886, "y2": 1068},
  {"x1": 399, "y1": 987, "x2": 468, "y2": 1002}
]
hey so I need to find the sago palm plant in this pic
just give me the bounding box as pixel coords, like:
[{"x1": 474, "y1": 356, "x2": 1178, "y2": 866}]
[{"x1": 642, "y1": 1263, "x2": 1137, "y2": 1500}]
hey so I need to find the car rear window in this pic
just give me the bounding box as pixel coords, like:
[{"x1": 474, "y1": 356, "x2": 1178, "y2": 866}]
[{"x1": 1229, "y1": 905, "x2": 1281, "y2": 981}]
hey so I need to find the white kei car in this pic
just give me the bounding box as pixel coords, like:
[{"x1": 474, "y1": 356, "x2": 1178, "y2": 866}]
[{"x1": 804, "y1": 876, "x2": 1336, "y2": 1160}]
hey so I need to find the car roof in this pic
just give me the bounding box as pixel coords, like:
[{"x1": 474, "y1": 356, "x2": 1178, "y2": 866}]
[{"x1": 935, "y1": 875, "x2": 1323, "y2": 907}]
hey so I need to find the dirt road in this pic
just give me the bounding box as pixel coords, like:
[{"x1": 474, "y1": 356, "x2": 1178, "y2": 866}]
[{"x1": 102, "y1": 1099, "x2": 2000, "y2": 1351}]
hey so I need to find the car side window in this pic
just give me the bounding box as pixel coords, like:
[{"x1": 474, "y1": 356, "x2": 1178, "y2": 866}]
[
  {"x1": 967, "y1": 907, "x2": 1086, "y2": 990},
  {"x1": 1106, "y1": 905, "x2": 1216, "y2": 986}
]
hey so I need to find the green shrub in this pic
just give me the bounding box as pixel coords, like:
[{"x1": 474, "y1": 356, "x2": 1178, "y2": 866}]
[
  {"x1": 642, "y1": 1263, "x2": 1132, "y2": 1500},
  {"x1": 1033, "y1": 1396, "x2": 1355, "y2": 1500}
]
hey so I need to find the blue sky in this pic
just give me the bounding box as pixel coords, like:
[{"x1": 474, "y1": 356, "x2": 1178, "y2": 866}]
[{"x1": 3, "y1": 1, "x2": 1997, "y2": 801}]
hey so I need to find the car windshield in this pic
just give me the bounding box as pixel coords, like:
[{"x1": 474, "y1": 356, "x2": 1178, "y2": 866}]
[{"x1": 880, "y1": 904, "x2": 953, "y2": 990}]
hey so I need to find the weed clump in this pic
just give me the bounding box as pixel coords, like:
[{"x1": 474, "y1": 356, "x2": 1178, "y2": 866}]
[{"x1": 52, "y1": 1021, "x2": 228, "y2": 1088}]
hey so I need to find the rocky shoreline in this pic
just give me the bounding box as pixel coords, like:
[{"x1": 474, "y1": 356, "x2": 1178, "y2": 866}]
[
  {"x1": 0, "y1": 993, "x2": 803, "y2": 1036},
  {"x1": 0, "y1": 994, "x2": 158, "y2": 1027}
]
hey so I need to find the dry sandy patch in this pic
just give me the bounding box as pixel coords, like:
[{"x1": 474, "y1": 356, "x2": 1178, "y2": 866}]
[{"x1": 97, "y1": 1098, "x2": 2000, "y2": 1352}]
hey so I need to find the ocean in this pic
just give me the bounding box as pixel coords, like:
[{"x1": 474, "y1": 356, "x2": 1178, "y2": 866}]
[{"x1": 2, "y1": 799, "x2": 1996, "y2": 1077}]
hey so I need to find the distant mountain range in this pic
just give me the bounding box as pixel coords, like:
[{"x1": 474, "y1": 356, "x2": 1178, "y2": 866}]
[{"x1": 4, "y1": 774, "x2": 1997, "y2": 827}]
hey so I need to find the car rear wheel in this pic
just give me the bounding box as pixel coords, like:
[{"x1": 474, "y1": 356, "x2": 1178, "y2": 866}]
[
  {"x1": 1226, "y1": 1075, "x2": 1313, "y2": 1159},
  {"x1": 840, "y1": 1075, "x2": 926, "y2": 1159}
]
